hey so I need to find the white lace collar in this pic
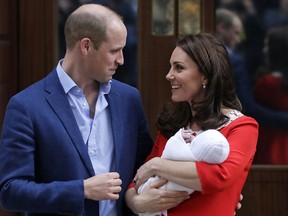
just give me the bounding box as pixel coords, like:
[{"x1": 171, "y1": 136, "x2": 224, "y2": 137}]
[
  {"x1": 217, "y1": 110, "x2": 243, "y2": 130},
  {"x1": 187, "y1": 110, "x2": 243, "y2": 133}
]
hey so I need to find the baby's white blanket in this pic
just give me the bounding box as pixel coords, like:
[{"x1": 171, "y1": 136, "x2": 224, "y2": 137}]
[{"x1": 137, "y1": 128, "x2": 229, "y2": 216}]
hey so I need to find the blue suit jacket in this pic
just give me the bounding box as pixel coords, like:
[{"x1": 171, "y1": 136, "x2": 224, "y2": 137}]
[{"x1": 0, "y1": 69, "x2": 153, "y2": 216}]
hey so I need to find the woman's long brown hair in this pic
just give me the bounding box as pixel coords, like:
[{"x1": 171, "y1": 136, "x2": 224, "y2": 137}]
[{"x1": 157, "y1": 33, "x2": 242, "y2": 138}]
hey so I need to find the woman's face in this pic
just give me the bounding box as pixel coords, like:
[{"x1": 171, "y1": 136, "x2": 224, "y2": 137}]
[{"x1": 166, "y1": 46, "x2": 207, "y2": 104}]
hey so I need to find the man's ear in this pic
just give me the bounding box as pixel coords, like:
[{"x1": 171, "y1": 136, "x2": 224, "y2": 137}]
[{"x1": 80, "y1": 38, "x2": 91, "y2": 55}]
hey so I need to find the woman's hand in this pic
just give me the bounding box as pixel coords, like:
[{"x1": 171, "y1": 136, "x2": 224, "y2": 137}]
[
  {"x1": 133, "y1": 157, "x2": 161, "y2": 191},
  {"x1": 126, "y1": 178, "x2": 190, "y2": 214},
  {"x1": 133, "y1": 157, "x2": 201, "y2": 192}
]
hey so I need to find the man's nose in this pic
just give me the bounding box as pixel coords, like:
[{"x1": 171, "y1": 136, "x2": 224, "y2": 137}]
[{"x1": 116, "y1": 50, "x2": 124, "y2": 65}]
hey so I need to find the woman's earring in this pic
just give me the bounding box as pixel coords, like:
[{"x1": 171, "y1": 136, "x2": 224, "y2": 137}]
[{"x1": 203, "y1": 83, "x2": 206, "y2": 89}]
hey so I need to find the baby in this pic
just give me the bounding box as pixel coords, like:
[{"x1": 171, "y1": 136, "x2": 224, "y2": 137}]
[{"x1": 137, "y1": 128, "x2": 230, "y2": 216}]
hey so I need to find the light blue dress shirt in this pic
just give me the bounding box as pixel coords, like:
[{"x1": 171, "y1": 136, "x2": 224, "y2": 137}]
[{"x1": 56, "y1": 61, "x2": 117, "y2": 216}]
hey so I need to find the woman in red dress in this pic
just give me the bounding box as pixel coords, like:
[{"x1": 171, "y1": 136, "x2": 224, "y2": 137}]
[
  {"x1": 254, "y1": 25, "x2": 288, "y2": 164},
  {"x1": 125, "y1": 33, "x2": 258, "y2": 216}
]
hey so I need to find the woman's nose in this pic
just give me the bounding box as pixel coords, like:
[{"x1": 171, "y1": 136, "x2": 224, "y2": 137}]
[{"x1": 166, "y1": 69, "x2": 174, "y2": 80}]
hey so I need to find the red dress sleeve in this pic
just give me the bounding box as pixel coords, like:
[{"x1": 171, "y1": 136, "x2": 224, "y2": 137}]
[{"x1": 196, "y1": 116, "x2": 258, "y2": 194}]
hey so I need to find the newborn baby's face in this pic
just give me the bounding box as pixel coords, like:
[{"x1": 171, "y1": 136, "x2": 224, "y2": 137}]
[{"x1": 181, "y1": 129, "x2": 193, "y2": 143}]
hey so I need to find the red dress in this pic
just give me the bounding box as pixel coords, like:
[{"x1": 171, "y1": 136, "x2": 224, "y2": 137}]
[
  {"x1": 143, "y1": 115, "x2": 258, "y2": 216},
  {"x1": 254, "y1": 73, "x2": 288, "y2": 164}
]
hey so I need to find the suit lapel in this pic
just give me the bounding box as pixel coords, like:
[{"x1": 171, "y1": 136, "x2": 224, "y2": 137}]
[
  {"x1": 106, "y1": 88, "x2": 124, "y2": 172},
  {"x1": 44, "y1": 70, "x2": 95, "y2": 176}
]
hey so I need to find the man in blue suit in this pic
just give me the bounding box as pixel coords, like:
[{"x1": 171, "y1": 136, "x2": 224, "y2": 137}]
[{"x1": 0, "y1": 4, "x2": 153, "y2": 216}]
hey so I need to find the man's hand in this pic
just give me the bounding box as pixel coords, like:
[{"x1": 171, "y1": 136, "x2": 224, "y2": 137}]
[{"x1": 84, "y1": 172, "x2": 122, "y2": 201}]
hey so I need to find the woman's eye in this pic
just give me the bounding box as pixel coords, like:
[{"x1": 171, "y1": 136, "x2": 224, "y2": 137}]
[{"x1": 176, "y1": 64, "x2": 183, "y2": 71}]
